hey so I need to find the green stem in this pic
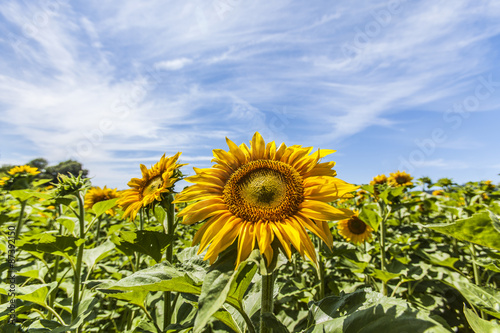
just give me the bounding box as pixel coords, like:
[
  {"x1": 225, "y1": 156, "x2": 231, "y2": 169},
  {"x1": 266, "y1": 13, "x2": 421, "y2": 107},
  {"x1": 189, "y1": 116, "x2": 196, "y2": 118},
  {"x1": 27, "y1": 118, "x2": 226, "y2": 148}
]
[
  {"x1": 470, "y1": 244, "x2": 486, "y2": 319},
  {"x1": 231, "y1": 302, "x2": 256, "y2": 333},
  {"x1": 317, "y1": 256, "x2": 325, "y2": 300},
  {"x1": 14, "y1": 200, "x2": 27, "y2": 240},
  {"x1": 95, "y1": 215, "x2": 102, "y2": 244},
  {"x1": 48, "y1": 225, "x2": 62, "y2": 320},
  {"x1": 379, "y1": 204, "x2": 391, "y2": 296},
  {"x1": 135, "y1": 209, "x2": 144, "y2": 271},
  {"x1": 260, "y1": 272, "x2": 275, "y2": 333},
  {"x1": 72, "y1": 192, "x2": 86, "y2": 332},
  {"x1": 164, "y1": 194, "x2": 175, "y2": 330}
]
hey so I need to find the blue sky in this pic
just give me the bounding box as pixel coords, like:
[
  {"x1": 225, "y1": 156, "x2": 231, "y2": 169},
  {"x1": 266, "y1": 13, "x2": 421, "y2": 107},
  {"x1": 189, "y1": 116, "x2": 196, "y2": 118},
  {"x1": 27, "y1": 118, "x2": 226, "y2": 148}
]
[{"x1": 1, "y1": 0, "x2": 499, "y2": 189}]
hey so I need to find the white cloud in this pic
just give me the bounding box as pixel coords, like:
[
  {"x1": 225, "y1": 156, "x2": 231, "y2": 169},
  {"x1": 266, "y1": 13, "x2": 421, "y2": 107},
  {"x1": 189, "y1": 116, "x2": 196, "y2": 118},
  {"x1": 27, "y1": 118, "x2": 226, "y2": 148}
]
[{"x1": 155, "y1": 58, "x2": 192, "y2": 71}]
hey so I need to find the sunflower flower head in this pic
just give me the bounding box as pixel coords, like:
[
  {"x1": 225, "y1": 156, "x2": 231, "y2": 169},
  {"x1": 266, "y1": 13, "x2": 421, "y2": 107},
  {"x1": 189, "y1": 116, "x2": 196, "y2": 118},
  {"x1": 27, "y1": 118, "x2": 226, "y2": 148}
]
[
  {"x1": 174, "y1": 132, "x2": 358, "y2": 268},
  {"x1": 370, "y1": 174, "x2": 387, "y2": 186},
  {"x1": 118, "y1": 153, "x2": 186, "y2": 220},
  {"x1": 1, "y1": 165, "x2": 41, "y2": 190},
  {"x1": 85, "y1": 186, "x2": 120, "y2": 216},
  {"x1": 432, "y1": 189, "x2": 444, "y2": 196},
  {"x1": 388, "y1": 170, "x2": 413, "y2": 187},
  {"x1": 8, "y1": 165, "x2": 40, "y2": 176},
  {"x1": 337, "y1": 211, "x2": 373, "y2": 245}
]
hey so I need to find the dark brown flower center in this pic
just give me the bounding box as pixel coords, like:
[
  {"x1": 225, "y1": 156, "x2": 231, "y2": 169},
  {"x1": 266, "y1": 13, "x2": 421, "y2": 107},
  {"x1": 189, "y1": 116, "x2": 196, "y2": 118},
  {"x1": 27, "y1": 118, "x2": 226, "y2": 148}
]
[
  {"x1": 223, "y1": 160, "x2": 304, "y2": 222},
  {"x1": 347, "y1": 216, "x2": 367, "y2": 235}
]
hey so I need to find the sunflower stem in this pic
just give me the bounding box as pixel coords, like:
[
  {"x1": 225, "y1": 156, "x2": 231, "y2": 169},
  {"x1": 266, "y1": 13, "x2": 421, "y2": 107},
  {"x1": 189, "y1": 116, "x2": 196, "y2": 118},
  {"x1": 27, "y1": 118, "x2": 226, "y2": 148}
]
[
  {"x1": 72, "y1": 191, "x2": 86, "y2": 333},
  {"x1": 14, "y1": 199, "x2": 27, "y2": 240},
  {"x1": 379, "y1": 204, "x2": 391, "y2": 296},
  {"x1": 164, "y1": 193, "x2": 175, "y2": 330},
  {"x1": 317, "y1": 258, "x2": 326, "y2": 300},
  {"x1": 95, "y1": 215, "x2": 102, "y2": 245},
  {"x1": 469, "y1": 243, "x2": 486, "y2": 319},
  {"x1": 260, "y1": 272, "x2": 275, "y2": 333}
]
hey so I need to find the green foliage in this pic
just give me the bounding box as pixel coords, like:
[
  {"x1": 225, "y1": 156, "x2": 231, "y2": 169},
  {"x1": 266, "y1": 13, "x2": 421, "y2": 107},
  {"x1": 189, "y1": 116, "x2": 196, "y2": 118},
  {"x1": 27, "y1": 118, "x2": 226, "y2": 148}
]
[{"x1": 1, "y1": 175, "x2": 499, "y2": 332}]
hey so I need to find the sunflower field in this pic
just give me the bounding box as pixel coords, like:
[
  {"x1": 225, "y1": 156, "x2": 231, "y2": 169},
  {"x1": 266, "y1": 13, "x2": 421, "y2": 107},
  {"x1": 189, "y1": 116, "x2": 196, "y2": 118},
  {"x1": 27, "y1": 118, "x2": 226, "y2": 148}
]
[{"x1": 1, "y1": 133, "x2": 500, "y2": 333}]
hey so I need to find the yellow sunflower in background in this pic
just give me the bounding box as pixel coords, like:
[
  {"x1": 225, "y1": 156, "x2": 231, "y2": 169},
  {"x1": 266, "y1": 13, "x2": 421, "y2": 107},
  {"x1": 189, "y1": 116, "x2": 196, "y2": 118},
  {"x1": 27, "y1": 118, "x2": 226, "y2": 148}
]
[
  {"x1": 0, "y1": 176, "x2": 9, "y2": 186},
  {"x1": 85, "y1": 186, "x2": 121, "y2": 216},
  {"x1": 118, "y1": 153, "x2": 186, "y2": 220},
  {"x1": 388, "y1": 170, "x2": 413, "y2": 187},
  {"x1": 8, "y1": 165, "x2": 40, "y2": 176},
  {"x1": 432, "y1": 189, "x2": 444, "y2": 196},
  {"x1": 370, "y1": 174, "x2": 387, "y2": 186},
  {"x1": 174, "y1": 132, "x2": 358, "y2": 268},
  {"x1": 337, "y1": 212, "x2": 373, "y2": 245}
]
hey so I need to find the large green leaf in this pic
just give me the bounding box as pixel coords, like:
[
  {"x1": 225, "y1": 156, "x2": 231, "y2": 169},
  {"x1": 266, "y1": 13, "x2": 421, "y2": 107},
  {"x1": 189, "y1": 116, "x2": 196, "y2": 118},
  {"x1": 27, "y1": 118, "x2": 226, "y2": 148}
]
[
  {"x1": 446, "y1": 279, "x2": 500, "y2": 319},
  {"x1": 359, "y1": 204, "x2": 382, "y2": 232},
  {"x1": 228, "y1": 261, "x2": 258, "y2": 303},
  {"x1": 464, "y1": 306, "x2": 500, "y2": 333},
  {"x1": 194, "y1": 250, "x2": 240, "y2": 333},
  {"x1": 425, "y1": 212, "x2": 500, "y2": 251},
  {"x1": 305, "y1": 289, "x2": 452, "y2": 333},
  {"x1": 92, "y1": 198, "x2": 119, "y2": 217},
  {"x1": 99, "y1": 261, "x2": 202, "y2": 295},
  {"x1": 111, "y1": 230, "x2": 173, "y2": 263},
  {"x1": 16, "y1": 282, "x2": 57, "y2": 306},
  {"x1": 83, "y1": 240, "x2": 116, "y2": 272},
  {"x1": 18, "y1": 234, "x2": 84, "y2": 257}
]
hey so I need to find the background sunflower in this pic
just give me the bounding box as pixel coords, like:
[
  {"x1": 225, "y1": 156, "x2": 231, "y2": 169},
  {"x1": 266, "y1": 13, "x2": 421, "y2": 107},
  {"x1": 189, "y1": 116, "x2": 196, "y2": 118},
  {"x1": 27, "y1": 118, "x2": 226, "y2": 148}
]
[{"x1": 118, "y1": 153, "x2": 186, "y2": 220}]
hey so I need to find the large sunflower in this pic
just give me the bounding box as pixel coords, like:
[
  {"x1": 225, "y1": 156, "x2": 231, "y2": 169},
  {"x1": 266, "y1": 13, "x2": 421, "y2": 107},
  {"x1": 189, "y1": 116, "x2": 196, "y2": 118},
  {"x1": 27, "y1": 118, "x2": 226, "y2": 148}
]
[
  {"x1": 118, "y1": 153, "x2": 186, "y2": 220},
  {"x1": 8, "y1": 165, "x2": 40, "y2": 176},
  {"x1": 337, "y1": 212, "x2": 373, "y2": 245},
  {"x1": 388, "y1": 170, "x2": 413, "y2": 187},
  {"x1": 174, "y1": 132, "x2": 357, "y2": 267},
  {"x1": 85, "y1": 186, "x2": 120, "y2": 216}
]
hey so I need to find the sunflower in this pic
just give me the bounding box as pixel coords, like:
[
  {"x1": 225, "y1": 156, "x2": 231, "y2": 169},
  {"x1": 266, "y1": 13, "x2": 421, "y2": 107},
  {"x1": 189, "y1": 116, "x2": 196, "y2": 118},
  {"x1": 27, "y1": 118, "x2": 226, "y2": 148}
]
[
  {"x1": 174, "y1": 132, "x2": 357, "y2": 267},
  {"x1": 337, "y1": 212, "x2": 373, "y2": 245},
  {"x1": 432, "y1": 189, "x2": 444, "y2": 196},
  {"x1": 85, "y1": 186, "x2": 120, "y2": 216},
  {"x1": 118, "y1": 153, "x2": 185, "y2": 220},
  {"x1": 8, "y1": 165, "x2": 40, "y2": 176},
  {"x1": 0, "y1": 176, "x2": 9, "y2": 186},
  {"x1": 370, "y1": 174, "x2": 387, "y2": 186},
  {"x1": 388, "y1": 170, "x2": 413, "y2": 187}
]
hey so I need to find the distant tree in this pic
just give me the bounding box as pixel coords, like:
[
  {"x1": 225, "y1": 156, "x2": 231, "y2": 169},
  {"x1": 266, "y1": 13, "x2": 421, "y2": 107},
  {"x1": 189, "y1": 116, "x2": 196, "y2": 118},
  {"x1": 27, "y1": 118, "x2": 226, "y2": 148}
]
[
  {"x1": 44, "y1": 160, "x2": 89, "y2": 182},
  {"x1": 28, "y1": 158, "x2": 49, "y2": 171},
  {"x1": 0, "y1": 164, "x2": 14, "y2": 175},
  {"x1": 0, "y1": 158, "x2": 88, "y2": 184}
]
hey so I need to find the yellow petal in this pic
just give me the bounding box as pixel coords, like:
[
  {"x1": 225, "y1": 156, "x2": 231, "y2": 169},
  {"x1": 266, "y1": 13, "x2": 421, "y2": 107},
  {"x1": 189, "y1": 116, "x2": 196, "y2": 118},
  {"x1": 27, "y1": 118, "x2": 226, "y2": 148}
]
[{"x1": 250, "y1": 132, "x2": 266, "y2": 160}]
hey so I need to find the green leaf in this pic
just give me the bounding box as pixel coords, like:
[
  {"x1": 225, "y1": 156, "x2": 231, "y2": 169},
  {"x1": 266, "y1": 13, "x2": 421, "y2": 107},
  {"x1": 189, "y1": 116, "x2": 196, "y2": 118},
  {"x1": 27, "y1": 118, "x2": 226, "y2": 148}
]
[
  {"x1": 359, "y1": 205, "x2": 382, "y2": 232},
  {"x1": 228, "y1": 260, "x2": 258, "y2": 303},
  {"x1": 50, "y1": 294, "x2": 100, "y2": 333},
  {"x1": 99, "y1": 261, "x2": 202, "y2": 295},
  {"x1": 92, "y1": 198, "x2": 119, "y2": 217},
  {"x1": 32, "y1": 178, "x2": 53, "y2": 188},
  {"x1": 83, "y1": 240, "x2": 115, "y2": 272},
  {"x1": 464, "y1": 306, "x2": 500, "y2": 333},
  {"x1": 446, "y1": 279, "x2": 500, "y2": 319},
  {"x1": 425, "y1": 212, "x2": 500, "y2": 251},
  {"x1": 18, "y1": 234, "x2": 84, "y2": 257},
  {"x1": 154, "y1": 205, "x2": 166, "y2": 225},
  {"x1": 105, "y1": 290, "x2": 149, "y2": 307},
  {"x1": 111, "y1": 230, "x2": 173, "y2": 263},
  {"x1": 261, "y1": 312, "x2": 290, "y2": 333},
  {"x1": 379, "y1": 186, "x2": 405, "y2": 204},
  {"x1": 305, "y1": 289, "x2": 452, "y2": 333},
  {"x1": 194, "y1": 250, "x2": 239, "y2": 333},
  {"x1": 9, "y1": 189, "x2": 35, "y2": 201},
  {"x1": 16, "y1": 283, "x2": 56, "y2": 306},
  {"x1": 370, "y1": 269, "x2": 401, "y2": 283}
]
